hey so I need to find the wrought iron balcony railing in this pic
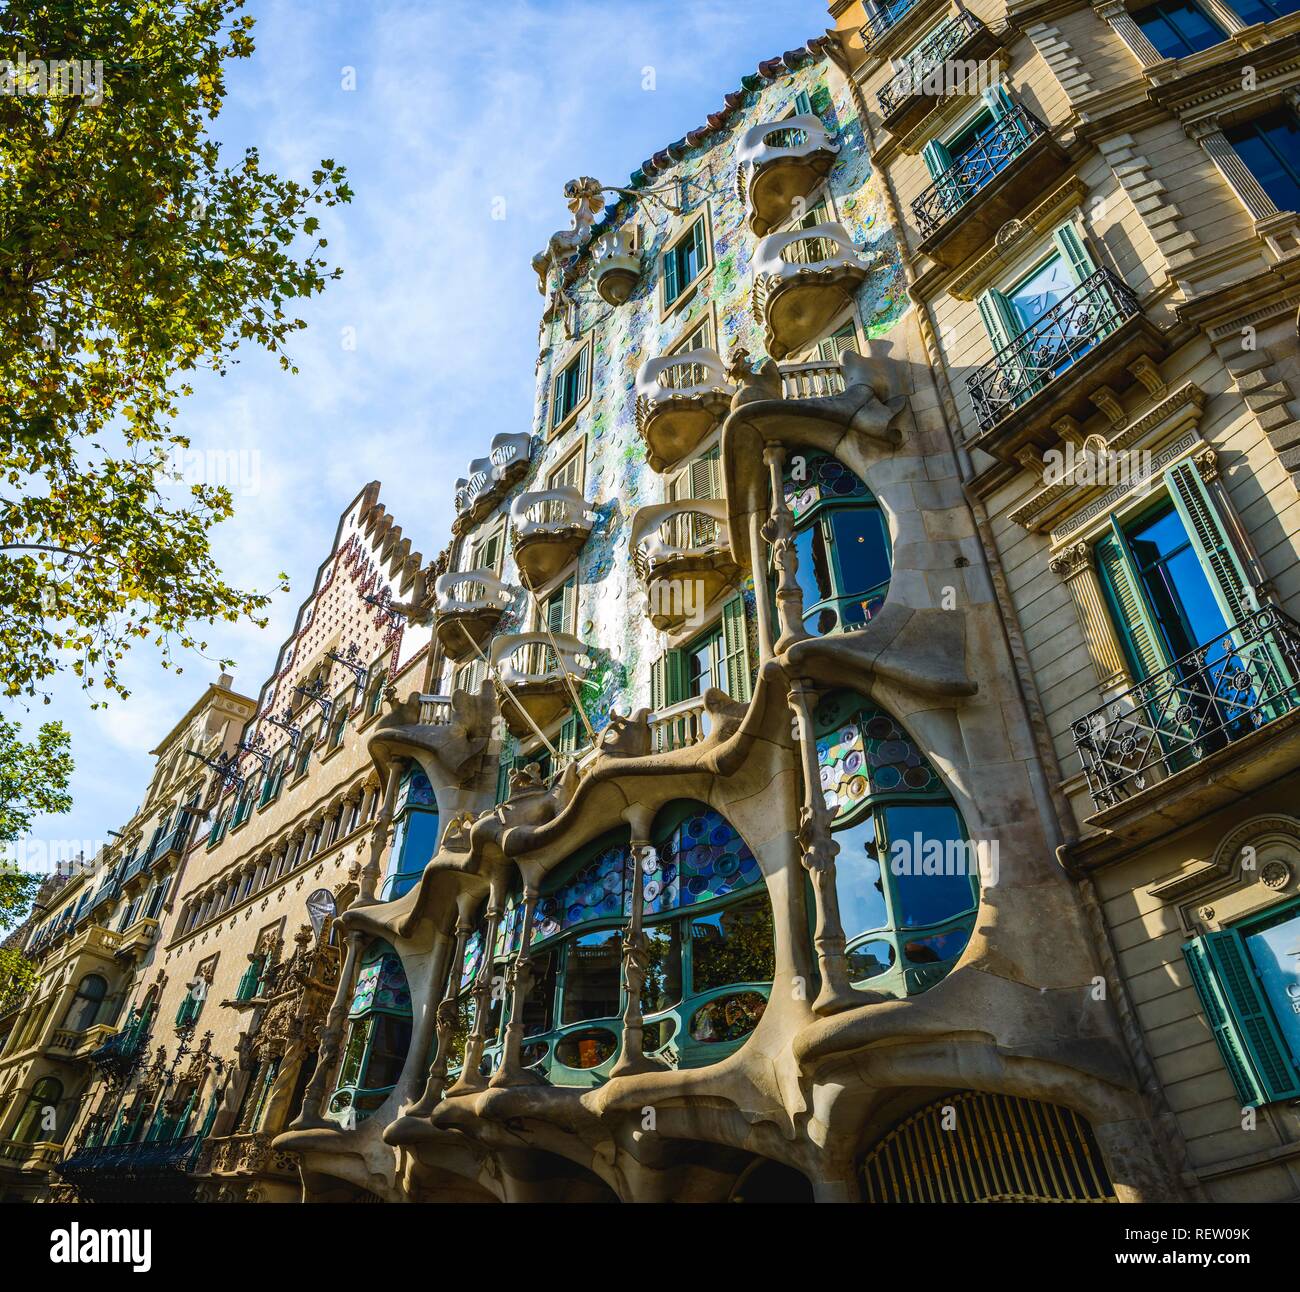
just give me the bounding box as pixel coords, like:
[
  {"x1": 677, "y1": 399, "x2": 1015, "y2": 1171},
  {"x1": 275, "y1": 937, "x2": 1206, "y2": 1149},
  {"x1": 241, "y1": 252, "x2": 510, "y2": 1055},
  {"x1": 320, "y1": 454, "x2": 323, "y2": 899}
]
[
  {"x1": 861, "y1": 0, "x2": 921, "y2": 47},
  {"x1": 912, "y1": 105, "x2": 1044, "y2": 238},
  {"x1": 967, "y1": 268, "x2": 1141, "y2": 434},
  {"x1": 877, "y1": 10, "x2": 985, "y2": 117},
  {"x1": 1072, "y1": 606, "x2": 1300, "y2": 810},
  {"x1": 57, "y1": 1135, "x2": 202, "y2": 1180}
]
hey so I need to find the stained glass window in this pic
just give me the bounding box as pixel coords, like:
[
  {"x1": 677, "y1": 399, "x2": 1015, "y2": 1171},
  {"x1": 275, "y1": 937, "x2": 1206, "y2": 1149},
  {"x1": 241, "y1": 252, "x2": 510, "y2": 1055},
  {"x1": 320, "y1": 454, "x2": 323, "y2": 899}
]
[
  {"x1": 349, "y1": 951, "x2": 411, "y2": 1017},
  {"x1": 532, "y1": 842, "x2": 627, "y2": 943},
  {"x1": 460, "y1": 929, "x2": 484, "y2": 991},
  {"x1": 782, "y1": 449, "x2": 872, "y2": 520},
  {"x1": 656, "y1": 807, "x2": 764, "y2": 908}
]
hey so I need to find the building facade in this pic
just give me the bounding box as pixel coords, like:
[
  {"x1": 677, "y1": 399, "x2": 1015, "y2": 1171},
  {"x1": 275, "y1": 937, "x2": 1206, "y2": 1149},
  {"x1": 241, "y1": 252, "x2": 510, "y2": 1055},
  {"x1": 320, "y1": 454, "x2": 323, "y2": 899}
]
[{"x1": 5, "y1": 5, "x2": 1298, "y2": 1204}]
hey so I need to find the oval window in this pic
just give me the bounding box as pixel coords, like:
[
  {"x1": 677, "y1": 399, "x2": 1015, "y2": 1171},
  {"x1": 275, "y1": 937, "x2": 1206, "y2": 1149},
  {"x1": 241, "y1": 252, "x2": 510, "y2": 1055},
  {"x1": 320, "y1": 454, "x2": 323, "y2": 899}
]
[
  {"x1": 642, "y1": 1017, "x2": 677, "y2": 1053},
  {"x1": 689, "y1": 991, "x2": 767, "y2": 1044},
  {"x1": 847, "y1": 938, "x2": 895, "y2": 982},
  {"x1": 555, "y1": 1028, "x2": 618, "y2": 1070},
  {"x1": 522, "y1": 1042, "x2": 549, "y2": 1069},
  {"x1": 903, "y1": 926, "x2": 972, "y2": 966}
]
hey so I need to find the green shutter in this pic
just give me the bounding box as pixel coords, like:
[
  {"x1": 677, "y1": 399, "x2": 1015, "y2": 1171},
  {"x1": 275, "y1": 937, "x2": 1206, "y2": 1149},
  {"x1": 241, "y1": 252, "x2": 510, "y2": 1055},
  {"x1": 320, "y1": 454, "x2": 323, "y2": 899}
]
[
  {"x1": 495, "y1": 757, "x2": 511, "y2": 805},
  {"x1": 1185, "y1": 932, "x2": 1300, "y2": 1107},
  {"x1": 650, "y1": 654, "x2": 666, "y2": 711},
  {"x1": 819, "y1": 322, "x2": 858, "y2": 363},
  {"x1": 720, "y1": 595, "x2": 753, "y2": 703},
  {"x1": 558, "y1": 712, "x2": 577, "y2": 757},
  {"x1": 1052, "y1": 223, "x2": 1097, "y2": 287},
  {"x1": 981, "y1": 83, "x2": 1017, "y2": 119},
  {"x1": 794, "y1": 89, "x2": 813, "y2": 116},
  {"x1": 921, "y1": 138, "x2": 950, "y2": 181},
  {"x1": 1095, "y1": 529, "x2": 1166, "y2": 681},
  {"x1": 576, "y1": 344, "x2": 590, "y2": 405},
  {"x1": 1164, "y1": 461, "x2": 1255, "y2": 627},
  {"x1": 651, "y1": 651, "x2": 688, "y2": 710},
  {"x1": 663, "y1": 242, "x2": 681, "y2": 306},
  {"x1": 976, "y1": 290, "x2": 1015, "y2": 356}
]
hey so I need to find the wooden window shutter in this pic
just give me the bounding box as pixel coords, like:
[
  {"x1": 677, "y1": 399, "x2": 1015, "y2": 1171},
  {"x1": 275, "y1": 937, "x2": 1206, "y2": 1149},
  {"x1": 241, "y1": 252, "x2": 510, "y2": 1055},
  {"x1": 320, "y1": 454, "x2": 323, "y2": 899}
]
[
  {"x1": 921, "y1": 138, "x2": 951, "y2": 181},
  {"x1": 976, "y1": 289, "x2": 1016, "y2": 356},
  {"x1": 650, "y1": 653, "x2": 666, "y2": 711},
  {"x1": 495, "y1": 757, "x2": 511, "y2": 805},
  {"x1": 651, "y1": 651, "x2": 688, "y2": 709},
  {"x1": 819, "y1": 321, "x2": 858, "y2": 363},
  {"x1": 558, "y1": 712, "x2": 577, "y2": 757},
  {"x1": 720, "y1": 595, "x2": 752, "y2": 703},
  {"x1": 1164, "y1": 461, "x2": 1255, "y2": 627},
  {"x1": 1094, "y1": 530, "x2": 1165, "y2": 682},
  {"x1": 794, "y1": 89, "x2": 813, "y2": 116},
  {"x1": 1051, "y1": 222, "x2": 1098, "y2": 286},
  {"x1": 663, "y1": 241, "x2": 681, "y2": 305},
  {"x1": 1184, "y1": 932, "x2": 1300, "y2": 1107},
  {"x1": 688, "y1": 445, "x2": 721, "y2": 501},
  {"x1": 577, "y1": 344, "x2": 590, "y2": 404}
]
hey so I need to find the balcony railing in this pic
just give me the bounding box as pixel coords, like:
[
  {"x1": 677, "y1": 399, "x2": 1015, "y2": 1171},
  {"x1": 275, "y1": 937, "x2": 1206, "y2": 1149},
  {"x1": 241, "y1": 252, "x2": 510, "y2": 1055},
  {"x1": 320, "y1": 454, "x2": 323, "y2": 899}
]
[
  {"x1": 57, "y1": 1135, "x2": 203, "y2": 1181},
  {"x1": 877, "y1": 10, "x2": 985, "y2": 118},
  {"x1": 433, "y1": 569, "x2": 515, "y2": 617},
  {"x1": 1072, "y1": 607, "x2": 1300, "y2": 810},
  {"x1": 779, "y1": 360, "x2": 847, "y2": 400},
  {"x1": 417, "y1": 693, "x2": 454, "y2": 725},
  {"x1": 453, "y1": 433, "x2": 532, "y2": 520},
  {"x1": 861, "y1": 0, "x2": 921, "y2": 47},
  {"x1": 967, "y1": 269, "x2": 1141, "y2": 434},
  {"x1": 649, "y1": 696, "x2": 710, "y2": 753},
  {"x1": 912, "y1": 106, "x2": 1045, "y2": 239}
]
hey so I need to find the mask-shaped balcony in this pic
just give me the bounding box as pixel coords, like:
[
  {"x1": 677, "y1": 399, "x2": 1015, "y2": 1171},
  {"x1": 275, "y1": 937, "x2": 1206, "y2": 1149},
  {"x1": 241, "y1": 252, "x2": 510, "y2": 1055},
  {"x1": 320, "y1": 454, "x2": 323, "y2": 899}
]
[
  {"x1": 737, "y1": 114, "x2": 840, "y2": 237},
  {"x1": 631, "y1": 500, "x2": 741, "y2": 633},
  {"x1": 509, "y1": 487, "x2": 596, "y2": 589},
  {"x1": 752, "y1": 223, "x2": 873, "y2": 360},
  {"x1": 433, "y1": 569, "x2": 515, "y2": 662},
  {"x1": 590, "y1": 226, "x2": 641, "y2": 306},
  {"x1": 489, "y1": 632, "x2": 591, "y2": 737},
  {"x1": 634, "y1": 349, "x2": 735, "y2": 473},
  {"x1": 876, "y1": 12, "x2": 998, "y2": 135},
  {"x1": 453, "y1": 433, "x2": 533, "y2": 531}
]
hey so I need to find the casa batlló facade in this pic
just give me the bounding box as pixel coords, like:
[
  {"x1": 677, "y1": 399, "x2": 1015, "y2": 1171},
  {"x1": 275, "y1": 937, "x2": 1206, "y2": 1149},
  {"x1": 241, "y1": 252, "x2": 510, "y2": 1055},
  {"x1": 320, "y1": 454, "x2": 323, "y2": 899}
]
[{"x1": 2, "y1": 4, "x2": 1298, "y2": 1205}]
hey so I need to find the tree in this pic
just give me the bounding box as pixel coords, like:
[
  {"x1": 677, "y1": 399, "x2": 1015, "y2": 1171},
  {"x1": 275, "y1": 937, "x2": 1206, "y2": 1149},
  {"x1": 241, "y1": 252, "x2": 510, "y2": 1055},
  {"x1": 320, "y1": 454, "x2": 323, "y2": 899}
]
[
  {"x1": 0, "y1": 716, "x2": 73, "y2": 1007},
  {"x1": 0, "y1": 0, "x2": 352, "y2": 703}
]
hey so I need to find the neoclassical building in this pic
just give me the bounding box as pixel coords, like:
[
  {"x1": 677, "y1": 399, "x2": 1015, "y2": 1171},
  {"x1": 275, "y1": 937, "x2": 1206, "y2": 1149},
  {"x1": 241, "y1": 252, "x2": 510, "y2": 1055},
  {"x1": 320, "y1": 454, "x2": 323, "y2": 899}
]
[{"x1": 7, "y1": 5, "x2": 1298, "y2": 1204}]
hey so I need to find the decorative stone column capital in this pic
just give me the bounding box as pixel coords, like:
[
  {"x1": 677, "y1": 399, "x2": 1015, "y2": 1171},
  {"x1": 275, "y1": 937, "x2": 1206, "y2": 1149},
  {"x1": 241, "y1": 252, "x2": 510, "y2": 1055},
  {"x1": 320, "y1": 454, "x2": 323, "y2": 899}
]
[{"x1": 1049, "y1": 540, "x2": 1093, "y2": 578}]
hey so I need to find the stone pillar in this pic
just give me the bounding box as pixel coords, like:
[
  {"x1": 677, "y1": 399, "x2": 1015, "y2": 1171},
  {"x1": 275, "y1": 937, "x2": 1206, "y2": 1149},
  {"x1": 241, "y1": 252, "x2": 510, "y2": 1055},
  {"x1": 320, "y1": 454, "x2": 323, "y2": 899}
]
[
  {"x1": 411, "y1": 917, "x2": 472, "y2": 1114},
  {"x1": 750, "y1": 509, "x2": 776, "y2": 661},
  {"x1": 490, "y1": 888, "x2": 544, "y2": 1087},
  {"x1": 788, "y1": 679, "x2": 861, "y2": 1015},
  {"x1": 358, "y1": 762, "x2": 403, "y2": 904},
  {"x1": 1187, "y1": 116, "x2": 1279, "y2": 221},
  {"x1": 1048, "y1": 541, "x2": 1132, "y2": 691},
  {"x1": 447, "y1": 900, "x2": 501, "y2": 1096},
  {"x1": 762, "y1": 444, "x2": 809, "y2": 652},
  {"x1": 288, "y1": 930, "x2": 363, "y2": 1129},
  {"x1": 1094, "y1": 1, "x2": 1166, "y2": 66}
]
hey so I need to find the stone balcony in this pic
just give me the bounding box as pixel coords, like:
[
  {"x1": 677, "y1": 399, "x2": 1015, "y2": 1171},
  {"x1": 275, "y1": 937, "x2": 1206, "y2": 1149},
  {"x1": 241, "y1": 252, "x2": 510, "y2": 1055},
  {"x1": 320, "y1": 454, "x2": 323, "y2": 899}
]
[
  {"x1": 912, "y1": 106, "x2": 1068, "y2": 268},
  {"x1": 737, "y1": 113, "x2": 840, "y2": 237},
  {"x1": 631, "y1": 499, "x2": 740, "y2": 632},
  {"x1": 875, "y1": 10, "x2": 999, "y2": 135},
  {"x1": 489, "y1": 632, "x2": 591, "y2": 737},
  {"x1": 0, "y1": 1139, "x2": 62, "y2": 1170},
  {"x1": 453, "y1": 433, "x2": 533, "y2": 532},
  {"x1": 634, "y1": 348, "x2": 735, "y2": 473},
  {"x1": 751, "y1": 222, "x2": 873, "y2": 360},
  {"x1": 509, "y1": 486, "x2": 596, "y2": 589},
  {"x1": 433, "y1": 569, "x2": 516, "y2": 662},
  {"x1": 590, "y1": 226, "x2": 641, "y2": 306},
  {"x1": 648, "y1": 694, "x2": 711, "y2": 753},
  {"x1": 48, "y1": 1022, "x2": 118, "y2": 1059}
]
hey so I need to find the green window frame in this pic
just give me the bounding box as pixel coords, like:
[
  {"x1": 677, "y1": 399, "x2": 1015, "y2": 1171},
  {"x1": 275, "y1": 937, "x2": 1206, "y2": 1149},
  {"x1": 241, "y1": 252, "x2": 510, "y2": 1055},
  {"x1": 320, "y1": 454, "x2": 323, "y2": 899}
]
[
  {"x1": 651, "y1": 593, "x2": 752, "y2": 710},
  {"x1": 552, "y1": 345, "x2": 590, "y2": 430},
  {"x1": 1183, "y1": 897, "x2": 1300, "y2": 1108},
  {"x1": 662, "y1": 214, "x2": 708, "y2": 308}
]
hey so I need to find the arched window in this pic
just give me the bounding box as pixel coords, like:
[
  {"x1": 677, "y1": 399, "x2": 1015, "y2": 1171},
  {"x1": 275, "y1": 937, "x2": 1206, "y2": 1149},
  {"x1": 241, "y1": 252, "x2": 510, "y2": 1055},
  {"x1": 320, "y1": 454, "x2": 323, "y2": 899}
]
[
  {"x1": 328, "y1": 941, "x2": 412, "y2": 1125},
  {"x1": 14, "y1": 1076, "x2": 63, "y2": 1143},
  {"x1": 381, "y1": 768, "x2": 439, "y2": 902},
  {"x1": 63, "y1": 973, "x2": 108, "y2": 1031},
  {"x1": 783, "y1": 448, "x2": 891, "y2": 637},
  {"x1": 460, "y1": 803, "x2": 773, "y2": 1088},
  {"x1": 816, "y1": 690, "x2": 979, "y2": 995}
]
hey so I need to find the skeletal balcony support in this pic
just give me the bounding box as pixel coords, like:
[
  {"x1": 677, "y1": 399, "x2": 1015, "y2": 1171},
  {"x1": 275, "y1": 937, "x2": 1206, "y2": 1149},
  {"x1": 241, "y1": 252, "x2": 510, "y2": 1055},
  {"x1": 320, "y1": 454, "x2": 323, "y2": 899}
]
[
  {"x1": 290, "y1": 930, "x2": 363, "y2": 1129},
  {"x1": 788, "y1": 679, "x2": 862, "y2": 1016},
  {"x1": 611, "y1": 811, "x2": 669, "y2": 1077},
  {"x1": 490, "y1": 887, "x2": 545, "y2": 1087},
  {"x1": 357, "y1": 761, "x2": 403, "y2": 905},
  {"x1": 446, "y1": 900, "x2": 501, "y2": 1096},
  {"x1": 762, "y1": 444, "x2": 810, "y2": 653},
  {"x1": 410, "y1": 917, "x2": 472, "y2": 1115}
]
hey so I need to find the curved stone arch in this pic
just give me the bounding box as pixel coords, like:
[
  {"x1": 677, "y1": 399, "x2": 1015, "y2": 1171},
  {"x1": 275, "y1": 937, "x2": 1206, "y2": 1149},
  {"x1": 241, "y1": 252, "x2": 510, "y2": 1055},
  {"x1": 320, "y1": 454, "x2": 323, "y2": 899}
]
[{"x1": 1211, "y1": 813, "x2": 1300, "y2": 888}]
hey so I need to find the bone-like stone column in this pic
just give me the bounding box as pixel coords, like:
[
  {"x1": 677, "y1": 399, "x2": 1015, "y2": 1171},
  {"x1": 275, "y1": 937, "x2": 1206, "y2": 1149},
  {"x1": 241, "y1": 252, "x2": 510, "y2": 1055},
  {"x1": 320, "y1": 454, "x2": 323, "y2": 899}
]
[
  {"x1": 411, "y1": 917, "x2": 472, "y2": 1114},
  {"x1": 358, "y1": 762, "x2": 404, "y2": 905},
  {"x1": 788, "y1": 679, "x2": 861, "y2": 1015},
  {"x1": 289, "y1": 930, "x2": 363, "y2": 1129},
  {"x1": 762, "y1": 444, "x2": 810, "y2": 652},
  {"x1": 447, "y1": 899, "x2": 501, "y2": 1095},
  {"x1": 490, "y1": 887, "x2": 544, "y2": 1087}
]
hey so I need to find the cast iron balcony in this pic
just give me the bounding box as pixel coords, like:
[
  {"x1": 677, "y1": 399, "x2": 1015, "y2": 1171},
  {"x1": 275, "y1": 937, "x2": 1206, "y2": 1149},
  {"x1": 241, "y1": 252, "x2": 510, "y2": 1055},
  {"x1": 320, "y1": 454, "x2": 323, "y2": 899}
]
[
  {"x1": 737, "y1": 113, "x2": 840, "y2": 236},
  {"x1": 489, "y1": 632, "x2": 591, "y2": 737},
  {"x1": 453, "y1": 433, "x2": 532, "y2": 530},
  {"x1": 634, "y1": 349, "x2": 735, "y2": 473},
  {"x1": 1072, "y1": 606, "x2": 1300, "y2": 811},
  {"x1": 631, "y1": 500, "x2": 740, "y2": 633},
  {"x1": 861, "y1": 0, "x2": 923, "y2": 49},
  {"x1": 912, "y1": 106, "x2": 1065, "y2": 266},
  {"x1": 967, "y1": 268, "x2": 1144, "y2": 435},
  {"x1": 433, "y1": 569, "x2": 515, "y2": 662},
  {"x1": 510, "y1": 486, "x2": 596, "y2": 588},
  {"x1": 877, "y1": 11, "x2": 992, "y2": 132},
  {"x1": 751, "y1": 222, "x2": 873, "y2": 360}
]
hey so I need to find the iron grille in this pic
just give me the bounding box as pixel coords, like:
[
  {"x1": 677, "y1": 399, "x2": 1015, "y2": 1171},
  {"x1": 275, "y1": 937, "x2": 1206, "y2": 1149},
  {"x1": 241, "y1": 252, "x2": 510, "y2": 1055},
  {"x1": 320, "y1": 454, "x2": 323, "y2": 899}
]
[
  {"x1": 861, "y1": 0, "x2": 921, "y2": 47},
  {"x1": 877, "y1": 10, "x2": 984, "y2": 117},
  {"x1": 967, "y1": 268, "x2": 1140, "y2": 433},
  {"x1": 911, "y1": 104, "x2": 1044, "y2": 238},
  {"x1": 1072, "y1": 605, "x2": 1300, "y2": 810}
]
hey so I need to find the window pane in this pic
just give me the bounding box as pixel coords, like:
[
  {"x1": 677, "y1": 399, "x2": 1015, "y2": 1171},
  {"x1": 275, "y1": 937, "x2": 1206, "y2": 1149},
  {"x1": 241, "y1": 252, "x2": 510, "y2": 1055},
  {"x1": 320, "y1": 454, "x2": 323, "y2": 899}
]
[
  {"x1": 521, "y1": 950, "x2": 558, "y2": 1037},
  {"x1": 1008, "y1": 255, "x2": 1073, "y2": 333},
  {"x1": 1244, "y1": 911, "x2": 1300, "y2": 1064},
  {"x1": 1126, "y1": 505, "x2": 1228, "y2": 657},
  {"x1": 642, "y1": 922, "x2": 683, "y2": 1013},
  {"x1": 831, "y1": 814, "x2": 890, "y2": 940},
  {"x1": 337, "y1": 1018, "x2": 370, "y2": 1089},
  {"x1": 690, "y1": 895, "x2": 775, "y2": 993},
  {"x1": 561, "y1": 929, "x2": 623, "y2": 1024},
  {"x1": 829, "y1": 507, "x2": 891, "y2": 601},
  {"x1": 1133, "y1": 1, "x2": 1224, "y2": 56},
  {"x1": 882, "y1": 804, "x2": 978, "y2": 929},
  {"x1": 1227, "y1": 111, "x2": 1300, "y2": 214},
  {"x1": 366, "y1": 1013, "x2": 412, "y2": 1089}
]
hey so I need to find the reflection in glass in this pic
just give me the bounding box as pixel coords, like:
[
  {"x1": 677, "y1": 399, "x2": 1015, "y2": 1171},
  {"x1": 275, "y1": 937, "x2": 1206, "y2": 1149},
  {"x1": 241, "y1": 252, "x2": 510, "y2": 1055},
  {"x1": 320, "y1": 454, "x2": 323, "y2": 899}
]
[
  {"x1": 689, "y1": 991, "x2": 767, "y2": 1043},
  {"x1": 833, "y1": 815, "x2": 889, "y2": 940},
  {"x1": 555, "y1": 1028, "x2": 618, "y2": 1069},
  {"x1": 903, "y1": 926, "x2": 971, "y2": 966},
  {"x1": 643, "y1": 922, "x2": 683, "y2": 1013},
  {"x1": 883, "y1": 803, "x2": 978, "y2": 929},
  {"x1": 561, "y1": 930, "x2": 622, "y2": 1024},
  {"x1": 847, "y1": 938, "x2": 896, "y2": 982},
  {"x1": 690, "y1": 896, "x2": 775, "y2": 994},
  {"x1": 521, "y1": 951, "x2": 557, "y2": 1037}
]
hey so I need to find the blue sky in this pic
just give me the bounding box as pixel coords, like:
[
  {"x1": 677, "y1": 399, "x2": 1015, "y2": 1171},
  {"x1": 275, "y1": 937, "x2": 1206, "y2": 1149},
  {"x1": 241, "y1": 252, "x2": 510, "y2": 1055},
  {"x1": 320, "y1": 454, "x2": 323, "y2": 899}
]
[{"x1": 11, "y1": 0, "x2": 830, "y2": 872}]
